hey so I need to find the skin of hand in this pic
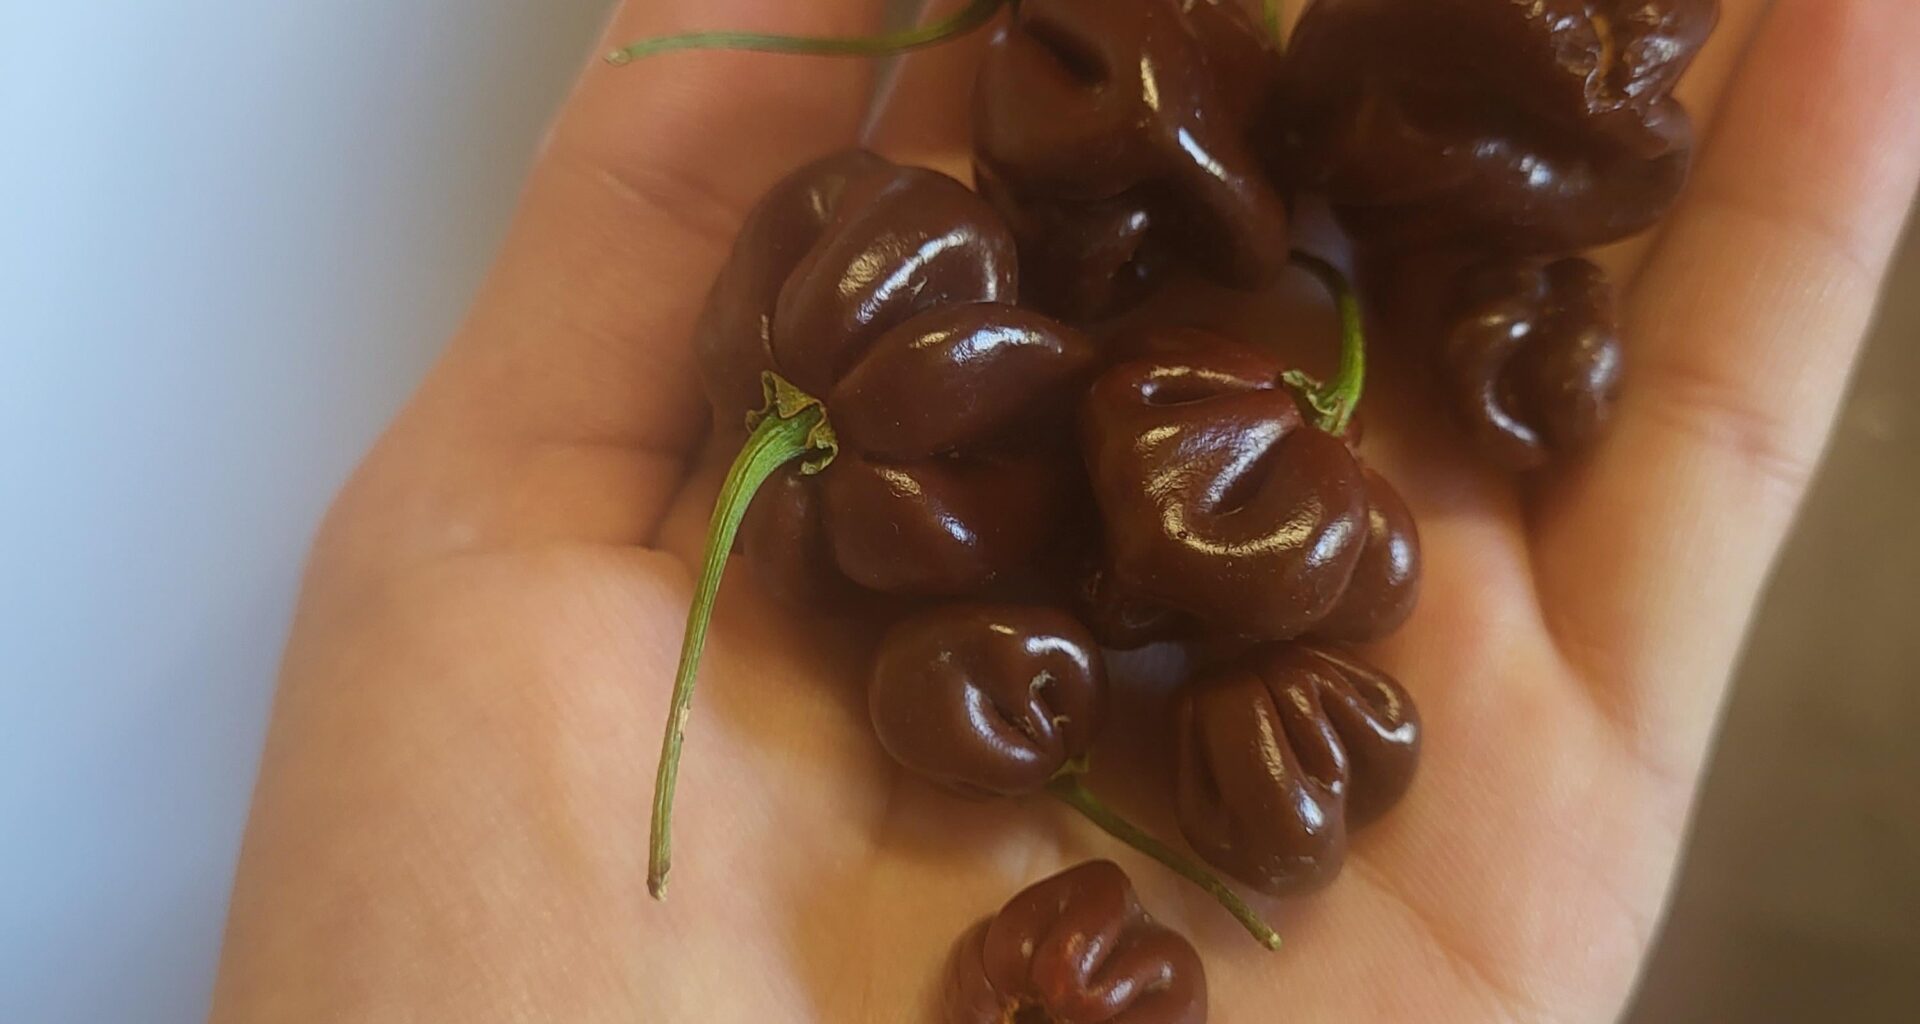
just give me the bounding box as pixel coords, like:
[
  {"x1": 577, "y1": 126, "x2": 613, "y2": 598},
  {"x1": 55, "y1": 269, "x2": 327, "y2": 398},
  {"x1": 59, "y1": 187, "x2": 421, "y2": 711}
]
[{"x1": 207, "y1": 1, "x2": 1920, "y2": 1021}]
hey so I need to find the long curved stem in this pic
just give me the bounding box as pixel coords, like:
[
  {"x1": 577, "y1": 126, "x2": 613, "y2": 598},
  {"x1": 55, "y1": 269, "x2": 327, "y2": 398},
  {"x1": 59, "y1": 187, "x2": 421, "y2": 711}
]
[
  {"x1": 607, "y1": 0, "x2": 1010, "y2": 66},
  {"x1": 1047, "y1": 776, "x2": 1283, "y2": 951},
  {"x1": 649, "y1": 375, "x2": 836, "y2": 899},
  {"x1": 1284, "y1": 250, "x2": 1367, "y2": 436}
]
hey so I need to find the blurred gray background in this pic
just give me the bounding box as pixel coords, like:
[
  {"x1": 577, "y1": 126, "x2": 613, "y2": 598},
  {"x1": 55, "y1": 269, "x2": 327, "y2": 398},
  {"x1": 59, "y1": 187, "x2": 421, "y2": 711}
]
[{"x1": 0, "y1": 2, "x2": 1913, "y2": 1022}]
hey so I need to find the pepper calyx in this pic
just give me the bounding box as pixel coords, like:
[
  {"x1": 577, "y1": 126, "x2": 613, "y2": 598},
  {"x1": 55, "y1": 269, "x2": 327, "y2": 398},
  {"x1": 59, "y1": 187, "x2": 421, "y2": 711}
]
[{"x1": 747, "y1": 372, "x2": 839, "y2": 475}]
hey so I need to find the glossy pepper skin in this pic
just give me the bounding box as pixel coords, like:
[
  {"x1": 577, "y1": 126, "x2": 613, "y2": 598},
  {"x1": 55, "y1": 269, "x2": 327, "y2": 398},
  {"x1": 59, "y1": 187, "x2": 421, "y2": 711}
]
[
  {"x1": 1442, "y1": 255, "x2": 1624, "y2": 470},
  {"x1": 974, "y1": 0, "x2": 1289, "y2": 320},
  {"x1": 1081, "y1": 328, "x2": 1419, "y2": 644},
  {"x1": 1174, "y1": 643, "x2": 1420, "y2": 896},
  {"x1": 1283, "y1": 0, "x2": 1720, "y2": 255},
  {"x1": 870, "y1": 604, "x2": 1104, "y2": 798},
  {"x1": 1075, "y1": 554, "x2": 1193, "y2": 651},
  {"x1": 945, "y1": 860, "x2": 1207, "y2": 1024},
  {"x1": 692, "y1": 149, "x2": 1099, "y2": 600}
]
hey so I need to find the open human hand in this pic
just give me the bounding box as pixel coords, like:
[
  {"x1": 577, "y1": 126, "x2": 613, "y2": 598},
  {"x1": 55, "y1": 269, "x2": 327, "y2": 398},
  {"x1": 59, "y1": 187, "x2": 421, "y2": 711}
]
[{"x1": 210, "y1": 1, "x2": 1920, "y2": 1020}]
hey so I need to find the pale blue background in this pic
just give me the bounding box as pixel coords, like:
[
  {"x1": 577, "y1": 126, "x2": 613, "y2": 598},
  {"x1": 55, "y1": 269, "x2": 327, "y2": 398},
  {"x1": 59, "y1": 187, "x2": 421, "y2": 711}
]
[{"x1": 0, "y1": 3, "x2": 613, "y2": 1021}]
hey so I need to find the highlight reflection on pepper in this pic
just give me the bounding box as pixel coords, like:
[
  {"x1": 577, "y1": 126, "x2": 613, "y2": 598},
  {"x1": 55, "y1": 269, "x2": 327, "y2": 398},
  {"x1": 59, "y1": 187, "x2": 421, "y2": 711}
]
[
  {"x1": 1079, "y1": 258, "x2": 1420, "y2": 645},
  {"x1": 975, "y1": 0, "x2": 1290, "y2": 320},
  {"x1": 1174, "y1": 642, "x2": 1421, "y2": 896},
  {"x1": 1283, "y1": 0, "x2": 1721, "y2": 255},
  {"x1": 944, "y1": 860, "x2": 1208, "y2": 1024},
  {"x1": 693, "y1": 149, "x2": 1099, "y2": 600}
]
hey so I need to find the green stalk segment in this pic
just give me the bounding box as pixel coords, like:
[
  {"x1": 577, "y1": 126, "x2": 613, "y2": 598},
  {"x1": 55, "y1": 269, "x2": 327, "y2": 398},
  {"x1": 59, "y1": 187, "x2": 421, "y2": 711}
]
[
  {"x1": 1046, "y1": 773, "x2": 1283, "y2": 951},
  {"x1": 607, "y1": 0, "x2": 1011, "y2": 66},
  {"x1": 649, "y1": 373, "x2": 837, "y2": 899},
  {"x1": 1281, "y1": 250, "x2": 1367, "y2": 436}
]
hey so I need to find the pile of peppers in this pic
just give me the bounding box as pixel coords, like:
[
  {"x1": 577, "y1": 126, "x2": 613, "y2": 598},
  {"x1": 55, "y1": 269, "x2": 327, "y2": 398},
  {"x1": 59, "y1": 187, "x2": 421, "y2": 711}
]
[{"x1": 609, "y1": 0, "x2": 1718, "y2": 1017}]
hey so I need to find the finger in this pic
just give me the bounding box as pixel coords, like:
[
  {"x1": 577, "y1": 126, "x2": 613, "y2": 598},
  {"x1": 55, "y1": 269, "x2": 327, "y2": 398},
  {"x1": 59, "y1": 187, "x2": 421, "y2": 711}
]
[
  {"x1": 1531, "y1": 0, "x2": 1920, "y2": 771},
  {"x1": 326, "y1": 1, "x2": 891, "y2": 568},
  {"x1": 863, "y1": 0, "x2": 1001, "y2": 178},
  {"x1": 1588, "y1": 0, "x2": 1772, "y2": 285},
  {"x1": 449, "y1": 0, "x2": 892, "y2": 449}
]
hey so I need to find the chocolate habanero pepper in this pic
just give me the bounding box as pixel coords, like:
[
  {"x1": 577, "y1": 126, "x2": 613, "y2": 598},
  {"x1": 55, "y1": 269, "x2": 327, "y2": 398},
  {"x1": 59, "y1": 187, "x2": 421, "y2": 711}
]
[
  {"x1": 693, "y1": 149, "x2": 1095, "y2": 602},
  {"x1": 1440, "y1": 255, "x2": 1624, "y2": 471},
  {"x1": 974, "y1": 0, "x2": 1290, "y2": 320},
  {"x1": 945, "y1": 860, "x2": 1208, "y2": 1024},
  {"x1": 648, "y1": 151, "x2": 1098, "y2": 898},
  {"x1": 1282, "y1": 0, "x2": 1721, "y2": 255},
  {"x1": 1174, "y1": 642, "x2": 1421, "y2": 896},
  {"x1": 1081, "y1": 255, "x2": 1420, "y2": 645},
  {"x1": 871, "y1": 603, "x2": 1282, "y2": 949},
  {"x1": 870, "y1": 603, "x2": 1104, "y2": 800}
]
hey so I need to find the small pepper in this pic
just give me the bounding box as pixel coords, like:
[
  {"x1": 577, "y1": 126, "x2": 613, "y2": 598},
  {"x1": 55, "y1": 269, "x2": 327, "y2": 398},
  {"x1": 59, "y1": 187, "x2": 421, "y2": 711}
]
[
  {"x1": 1174, "y1": 642, "x2": 1421, "y2": 896},
  {"x1": 974, "y1": 0, "x2": 1290, "y2": 320},
  {"x1": 944, "y1": 860, "x2": 1207, "y2": 1024},
  {"x1": 872, "y1": 603, "x2": 1282, "y2": 949},
  {"x1": 695, "y1": 150, "x2": 1096, "y2": 599},
  {"x1": 1080, "y1": 255, "x2": 1420, "y2": 644},
  {"x1": 1282, "y1": 0, "x2": 1721, "y2": 255},
  {"x1": 1439, "y1": 255, "x2": 1624, "y2": 470},
  {"x1": 650, "y1": 151, "x2": 1097, "y2": 898},
  {"x1": 869, "y1": 603, "x2": 1105, "y2": 799}
]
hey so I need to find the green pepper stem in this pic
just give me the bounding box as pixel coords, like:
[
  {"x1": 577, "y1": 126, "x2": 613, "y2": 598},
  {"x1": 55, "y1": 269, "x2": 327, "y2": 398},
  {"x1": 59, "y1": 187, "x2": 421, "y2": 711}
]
[
  {"x1": 1264, "y1": 1, "x2": 1288, "y2": 50},
  {"x1": 1284, "y1": 250, "x2": 1366, "y2": 436},
  {"x1": 606, "y1": 0, "x2": 1010, "y2": 66},
  {"x1": 649, "y1": 374, "x2": 837, "y2": 900},
  {"x1": 1046, "y1": 775, "x2": 1283, "y2": 951}
]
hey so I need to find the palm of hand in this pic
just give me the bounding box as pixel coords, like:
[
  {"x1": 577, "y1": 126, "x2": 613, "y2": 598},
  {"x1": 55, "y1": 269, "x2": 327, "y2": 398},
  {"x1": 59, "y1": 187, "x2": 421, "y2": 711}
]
[
  {"x1": 213, "y1": 2, "x2": 1920, "y2": 1022},
  {"x1": 362, "y1": 379, "x2": 1674, "y2": 1023}
]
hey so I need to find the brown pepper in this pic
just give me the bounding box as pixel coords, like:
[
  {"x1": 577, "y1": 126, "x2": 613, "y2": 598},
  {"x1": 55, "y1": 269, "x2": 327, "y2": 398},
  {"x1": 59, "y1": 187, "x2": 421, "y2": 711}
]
[
  {"x1": 1441, "y1": 255, "x2": 1625, "y2": 470},
  {"x1": 975, "y1": 0, "x2": 1290, "y2": 319},
  {"x1": 693, "y1": 149, "x2": 1098, "y2": 598},
  {"x1": 944, "y1": 860, "x2": 1208, "y2": 1024},
  {"x1": 1283, "y1": 0, "x2": 1721, "y2": 255},
  {"x1": 1174, "y1": 642, "x2": 1421, "y2": 896},
  {"x1": 1080, "y1": 326, "x2": 1420, "y2": 644},
  {"x1": 869, "y1": 604, "x2": 1104, "y2": 799}
]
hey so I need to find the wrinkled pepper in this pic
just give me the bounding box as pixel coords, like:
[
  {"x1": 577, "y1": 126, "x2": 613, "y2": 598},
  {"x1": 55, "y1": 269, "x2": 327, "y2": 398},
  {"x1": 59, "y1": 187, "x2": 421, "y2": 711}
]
[
  {"x1": 945, "y1": 860, "x2": 1208, "y2": 1024},
  {"x1": 1174, "y1": 642, "x2": 1421, "y2": 896},
  {"x1": 1080, "y1": 257, "x2": 1420, "y2": 645},
  {"x1": 975, "y1": 0, "x2": 1290, "y2": 320},
  {"x1": 1283, "y1": 0, "x2": 1721, "y2": 255}
]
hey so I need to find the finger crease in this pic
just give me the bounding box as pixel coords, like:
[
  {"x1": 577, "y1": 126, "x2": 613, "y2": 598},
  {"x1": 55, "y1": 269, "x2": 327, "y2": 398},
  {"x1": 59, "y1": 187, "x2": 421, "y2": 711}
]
[
  {"x1": 1629, "y1": 361, "x2": 1820, "y2": 499},
  {"x1": 568, "y1": 149, "x2": 748, "y2": 251}
]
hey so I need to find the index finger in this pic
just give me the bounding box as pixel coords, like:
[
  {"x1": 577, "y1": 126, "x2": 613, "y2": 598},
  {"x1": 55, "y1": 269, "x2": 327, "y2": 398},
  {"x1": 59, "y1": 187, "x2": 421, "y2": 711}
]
[{"x1": 327, "y1": 1, "x2": 892, "y2": 565}]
